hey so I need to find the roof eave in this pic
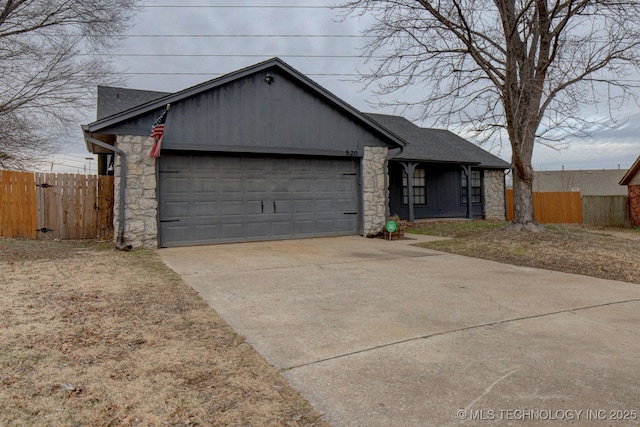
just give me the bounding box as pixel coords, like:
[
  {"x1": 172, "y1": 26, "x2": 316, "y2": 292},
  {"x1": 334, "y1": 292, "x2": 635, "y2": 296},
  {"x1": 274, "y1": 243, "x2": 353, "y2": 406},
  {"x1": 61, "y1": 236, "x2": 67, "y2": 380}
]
[
  {"x1": 391, "y1": 157, "x2": 481, "y2": 166},
  {"x1": 619, "y1": 155, "x2": 640, "y2": 185}
]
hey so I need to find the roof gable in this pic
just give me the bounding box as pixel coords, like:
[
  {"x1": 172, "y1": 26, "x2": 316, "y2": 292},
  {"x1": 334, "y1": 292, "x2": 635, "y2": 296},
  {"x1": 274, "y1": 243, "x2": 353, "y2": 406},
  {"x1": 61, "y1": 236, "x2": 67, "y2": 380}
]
[
  {"x1": 85, "y1": 58, "x2": 405, "y2": 154},
  {"x1": 619, "y1": 155, "x2": 640, "y2": 185},
  {"x1": 366, "y1": 113, "x2": 510, "y2": 168}
]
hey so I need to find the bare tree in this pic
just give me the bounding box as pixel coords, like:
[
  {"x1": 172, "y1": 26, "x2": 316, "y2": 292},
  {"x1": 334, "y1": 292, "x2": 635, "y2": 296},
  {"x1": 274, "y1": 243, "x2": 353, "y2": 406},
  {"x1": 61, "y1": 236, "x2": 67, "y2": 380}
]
[
  {"x1": 340, "y1": 0, "x2": 640, "y2": 227},
  {"x1": 0, "y1": 0, "x2": 141, "y2": 170}
]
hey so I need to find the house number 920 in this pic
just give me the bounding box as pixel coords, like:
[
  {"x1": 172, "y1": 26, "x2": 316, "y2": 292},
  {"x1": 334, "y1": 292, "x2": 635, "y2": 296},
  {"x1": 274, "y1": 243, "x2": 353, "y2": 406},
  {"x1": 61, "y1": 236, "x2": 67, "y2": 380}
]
[{"x1": 346, "y1": 150, "x2": 359, "y2": 156}]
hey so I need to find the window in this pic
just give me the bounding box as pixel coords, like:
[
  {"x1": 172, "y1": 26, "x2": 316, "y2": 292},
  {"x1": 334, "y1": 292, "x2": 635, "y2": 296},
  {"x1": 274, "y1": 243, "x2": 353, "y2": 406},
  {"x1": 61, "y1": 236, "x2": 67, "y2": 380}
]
[
  {"x1": 402, "y1": 168, "x2": 427, "y2": 205},
  {"x1": 461, "y1": 170, "x2": 482, "y2": 204}
]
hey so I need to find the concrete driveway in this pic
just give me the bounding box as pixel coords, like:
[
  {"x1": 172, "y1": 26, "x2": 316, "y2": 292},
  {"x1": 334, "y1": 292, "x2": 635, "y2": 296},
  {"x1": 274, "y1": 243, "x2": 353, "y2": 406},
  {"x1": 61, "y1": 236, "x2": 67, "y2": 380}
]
[{"x1": 159, "y1": 234, "x2": 640, "y2": 426}]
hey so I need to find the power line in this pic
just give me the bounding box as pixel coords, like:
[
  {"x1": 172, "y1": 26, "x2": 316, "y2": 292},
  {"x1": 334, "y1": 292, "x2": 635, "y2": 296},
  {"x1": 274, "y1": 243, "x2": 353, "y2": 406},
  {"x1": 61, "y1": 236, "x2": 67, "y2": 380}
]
[
  {"x1": 67, "y1": 34, "x2": 372, "y2": 38},
  {"x1": 82, "y1": 53, "x2": 376, "y2": 58},
  {"x1": 141, "y1": 5, "x2": 332, "y2": 8},
  {"x1": 117, "y1": 72, "x2": 363, "y2": 76}
]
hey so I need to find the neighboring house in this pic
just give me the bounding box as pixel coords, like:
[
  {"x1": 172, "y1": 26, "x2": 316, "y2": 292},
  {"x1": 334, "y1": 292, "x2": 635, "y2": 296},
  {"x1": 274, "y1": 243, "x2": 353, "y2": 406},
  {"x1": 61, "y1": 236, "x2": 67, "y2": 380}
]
[
  {"x1": 619, "y1": 156, "x2": 640, "y2": 226},
  {"x1": 82, "y1": 58, "x2": 509, "y2": 248},
  {"x1": 533, "y1": 169, "x2": 628, "y2": 196}
]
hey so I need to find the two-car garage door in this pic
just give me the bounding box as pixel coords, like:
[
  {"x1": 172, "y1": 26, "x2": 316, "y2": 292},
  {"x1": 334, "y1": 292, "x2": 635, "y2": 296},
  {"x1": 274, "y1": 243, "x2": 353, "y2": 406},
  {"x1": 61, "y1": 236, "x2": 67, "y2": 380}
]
[{"x1": 158, "y1": 153, "x2": 360, "y2": 247}]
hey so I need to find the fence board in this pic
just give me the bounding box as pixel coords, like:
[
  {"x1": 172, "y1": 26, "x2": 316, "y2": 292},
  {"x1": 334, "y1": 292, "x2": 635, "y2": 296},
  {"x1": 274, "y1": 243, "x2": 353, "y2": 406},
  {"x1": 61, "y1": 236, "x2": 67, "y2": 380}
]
[
  {"x1": 97, "y1": 176, "x2": 114, "y2": 240},
  {"x1": 0, "y1": 170, "x2": 36, "y2": 238},
  {"x1": 506, "y1": 189, "x2": 582, "y2": 224},
  {"x1": 582, "y1": 195, "x2": 629, "y2": 227},
  {"x1": 3, "y1": 170, "x2": 114, "y2": 240}
]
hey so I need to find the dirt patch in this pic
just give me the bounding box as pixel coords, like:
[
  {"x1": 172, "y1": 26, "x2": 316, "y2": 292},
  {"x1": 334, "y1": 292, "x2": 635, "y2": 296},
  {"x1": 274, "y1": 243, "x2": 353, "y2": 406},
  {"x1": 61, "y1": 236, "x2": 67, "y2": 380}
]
[
  {"x1": 0, "y1": 239, "x2": 330, "y2": 426},
  {"x1": 411, "y1": 222, "x2": 640, "y2": 284}
]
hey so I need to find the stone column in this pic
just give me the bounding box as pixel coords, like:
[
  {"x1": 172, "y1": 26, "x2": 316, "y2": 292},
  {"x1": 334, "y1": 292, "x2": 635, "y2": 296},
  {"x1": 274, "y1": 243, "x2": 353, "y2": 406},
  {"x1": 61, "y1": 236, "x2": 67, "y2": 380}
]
[
  {"x1": 362, "y1": 146, "x2": 388, "y2": 236},
  {"x1": 483, "y1": 169, "x2": 507, "y2": 220},
  {"x1": 114, "y1": 135, "x2": 158, "y2": 248}
]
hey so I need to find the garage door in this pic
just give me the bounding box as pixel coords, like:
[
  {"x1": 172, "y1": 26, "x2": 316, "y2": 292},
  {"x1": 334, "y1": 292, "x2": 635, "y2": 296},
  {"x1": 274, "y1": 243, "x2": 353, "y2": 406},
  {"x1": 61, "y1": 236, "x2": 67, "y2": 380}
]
[{"x1": 158, "y1": 153, "x2": 360, "y2": 247}]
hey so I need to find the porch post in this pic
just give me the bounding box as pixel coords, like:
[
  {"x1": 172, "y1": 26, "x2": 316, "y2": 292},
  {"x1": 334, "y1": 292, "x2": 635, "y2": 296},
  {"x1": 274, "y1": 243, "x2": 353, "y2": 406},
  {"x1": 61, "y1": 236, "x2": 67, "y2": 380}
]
[
  {"x1": 462, "y1": 165, "x2": 472, "y2": 218},
  {"x1": 401, "y1": 162, "x2": 418, "y2": 222}
]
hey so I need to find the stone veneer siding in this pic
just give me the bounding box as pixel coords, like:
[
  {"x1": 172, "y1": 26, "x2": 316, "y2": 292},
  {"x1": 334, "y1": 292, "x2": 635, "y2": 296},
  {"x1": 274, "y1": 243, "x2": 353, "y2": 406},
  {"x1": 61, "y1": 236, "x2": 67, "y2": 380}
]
[
  {"x1": 362, "y1": 146, "x2": 388, "y2": 236},
  {"x1": 628, "y1": 185, "x2": 640, "y2": 226},
  {"x1": 114, "y1": 135, "x2": 158, "y2": 248},
  {"x1": 483, "y1": 169, "x2": 506, "y2": 220}
]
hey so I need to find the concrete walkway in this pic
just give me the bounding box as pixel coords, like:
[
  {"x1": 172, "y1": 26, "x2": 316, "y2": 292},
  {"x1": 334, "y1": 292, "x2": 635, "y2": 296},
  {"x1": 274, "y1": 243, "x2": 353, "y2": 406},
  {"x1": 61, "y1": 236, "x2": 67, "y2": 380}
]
[{"x1": 159, "y1": 234, "x2": 640, "y2": 426}]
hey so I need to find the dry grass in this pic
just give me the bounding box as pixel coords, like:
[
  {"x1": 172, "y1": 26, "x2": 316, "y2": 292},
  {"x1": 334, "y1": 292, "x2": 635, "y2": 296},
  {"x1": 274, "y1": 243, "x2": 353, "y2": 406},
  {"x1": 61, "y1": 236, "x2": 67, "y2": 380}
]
[
  {"x1": 3, "y1": 223, "x2": 639, "y2": 426},
  {"x1": 410, "y1": 221, "x2": 640, "y2": 284},
  {"x1": 0, "y1": 239, "x2": 330, "y2": 427}
]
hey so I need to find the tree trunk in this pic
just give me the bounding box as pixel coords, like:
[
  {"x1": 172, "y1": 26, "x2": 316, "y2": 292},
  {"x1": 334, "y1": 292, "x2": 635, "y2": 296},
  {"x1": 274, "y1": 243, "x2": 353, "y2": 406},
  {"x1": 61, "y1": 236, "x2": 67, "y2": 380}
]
[
  {"x1": 510, "y1": 159, "x2": 540, "y2": 230},
  {"x1": 512, "y1": 168, "x2": 535, "y2": 224}
]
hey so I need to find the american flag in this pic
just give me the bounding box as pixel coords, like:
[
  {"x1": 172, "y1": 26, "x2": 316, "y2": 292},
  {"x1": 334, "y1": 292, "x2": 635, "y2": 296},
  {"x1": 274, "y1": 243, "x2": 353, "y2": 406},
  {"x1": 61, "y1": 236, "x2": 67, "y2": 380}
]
[{"x1": 147, "y1": 106, "x2": 169, "y2": 158}]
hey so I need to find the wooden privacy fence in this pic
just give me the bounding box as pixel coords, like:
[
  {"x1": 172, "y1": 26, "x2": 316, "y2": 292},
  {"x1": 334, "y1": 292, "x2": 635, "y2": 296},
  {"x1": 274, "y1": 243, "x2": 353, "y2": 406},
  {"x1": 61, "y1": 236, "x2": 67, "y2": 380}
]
[
  {"x1": 0, "y1": 170, "x2": 114, "y2": 240},
  {"x1": 506, "y1": 189, "x2": 583, "y2": 223},
  {"x1": 506, "y1": 190, "x2": 631, "y2": 226},
  {"x1": 582, "y1": 195, "x2": 630, "y2": 227}
]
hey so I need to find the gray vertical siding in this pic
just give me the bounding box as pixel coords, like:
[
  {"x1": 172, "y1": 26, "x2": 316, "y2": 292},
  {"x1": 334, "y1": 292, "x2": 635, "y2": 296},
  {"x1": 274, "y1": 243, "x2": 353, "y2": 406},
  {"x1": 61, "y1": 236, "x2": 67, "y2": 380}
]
[{"x1": 100, "y1": 68, "x2": 390, "y2": 156}]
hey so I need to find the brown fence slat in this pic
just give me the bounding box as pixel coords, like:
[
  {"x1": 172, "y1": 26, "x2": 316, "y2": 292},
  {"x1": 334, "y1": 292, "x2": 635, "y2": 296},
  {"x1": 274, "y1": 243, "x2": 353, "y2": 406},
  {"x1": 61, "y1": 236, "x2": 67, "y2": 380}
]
[
  {"x1": 0, "y1": 170, "x2": 37, "y2": 238},
  {"x1": 505, "y1": 189, "x2": 582, "y2": 224},
  {"x1": 97, "y1": 176, "x2": 114, "y2": 240}
]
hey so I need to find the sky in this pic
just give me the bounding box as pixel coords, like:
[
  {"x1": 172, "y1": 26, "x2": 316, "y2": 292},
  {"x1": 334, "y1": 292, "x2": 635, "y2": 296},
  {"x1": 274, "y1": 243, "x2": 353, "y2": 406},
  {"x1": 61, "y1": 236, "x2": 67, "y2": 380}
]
[{"x1": 52, "y1": 0, "x2": 640, "y2": 174}]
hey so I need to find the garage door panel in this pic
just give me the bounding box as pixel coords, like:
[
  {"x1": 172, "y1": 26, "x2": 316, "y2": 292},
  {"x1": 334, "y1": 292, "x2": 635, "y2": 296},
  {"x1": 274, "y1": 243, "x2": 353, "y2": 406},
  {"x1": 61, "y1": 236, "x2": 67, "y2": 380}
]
[
  {"x1": 314, "y1": 179, "x2": 335, "y2": 192},
  {"x1": 271, "y1": 200, "x2": 292, "y2": 214},
  {"x1": 294, "y1": 220, "x2": 314, "y2": 234},
  {"x1": 220, "y1": 178, "x2": 243, "y2": 193},
  {"x1": 192, "y1": 201, "x2": 218, "y2": 217},
  {"x1": 316, "y1": 199, "x2": 338, "y2": 213},
  {"x1": 335, "y1": 199, "x2": 357, "y2": 212},
  {"x1": 315, "y1": 220, "x2": 336, "y2": 233},
  {"x1": 245, "y1": 200, "x2": 264, "y2": 215},
  {"x1": 162, "y1": 176, "x2": 190, "y2": 193},
  {"x1": 164, "y1": 201, "x2": 190, "y2": 218},
  {"x1": 337, "y1": 216, "x2": 358, "y2": 232},
  {"x1": 292, "y1": 178, "x2": 314, "y2": 192},
  {"x1": 220, "y1": 200, "x2": 245, "y2": 216},
  {"x1": 294, "y1": 200, "x2": 314, "y2": 214},
  {"x1": 193, "y1": 224, "x2": 221, "y2": 240},
  {"x1": 221, "y1": 223, "x2": 245, "y2": 239},
  {"x1": 246, "y1": 178, "x2": 267, "y2": 193},
  {"x1": 192, "y1": 178, "x2": 218, "y2": 192},
  {"x1": 159, "y1": 154, "x2": 360, "y2": 247},
  {"x1": 247, "y1": 222, "x2": 270, "y2": 238},
  {"x1": 272, "y1": 221, "x2": 294, "y2": 237},
  {"x1": 162, "y1": 224, "x2": 193, "y2": 244}
]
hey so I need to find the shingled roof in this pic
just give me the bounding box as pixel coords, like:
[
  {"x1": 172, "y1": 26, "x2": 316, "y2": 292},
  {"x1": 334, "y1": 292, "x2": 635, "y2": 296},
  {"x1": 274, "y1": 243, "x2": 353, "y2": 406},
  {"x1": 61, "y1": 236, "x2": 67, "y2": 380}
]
[
  {"x1": 97, "y1": 86, "x2": 170, "y2": 120},
  {"x1": 366, "y1": 113, "x2": 510, "y2": 169}
]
